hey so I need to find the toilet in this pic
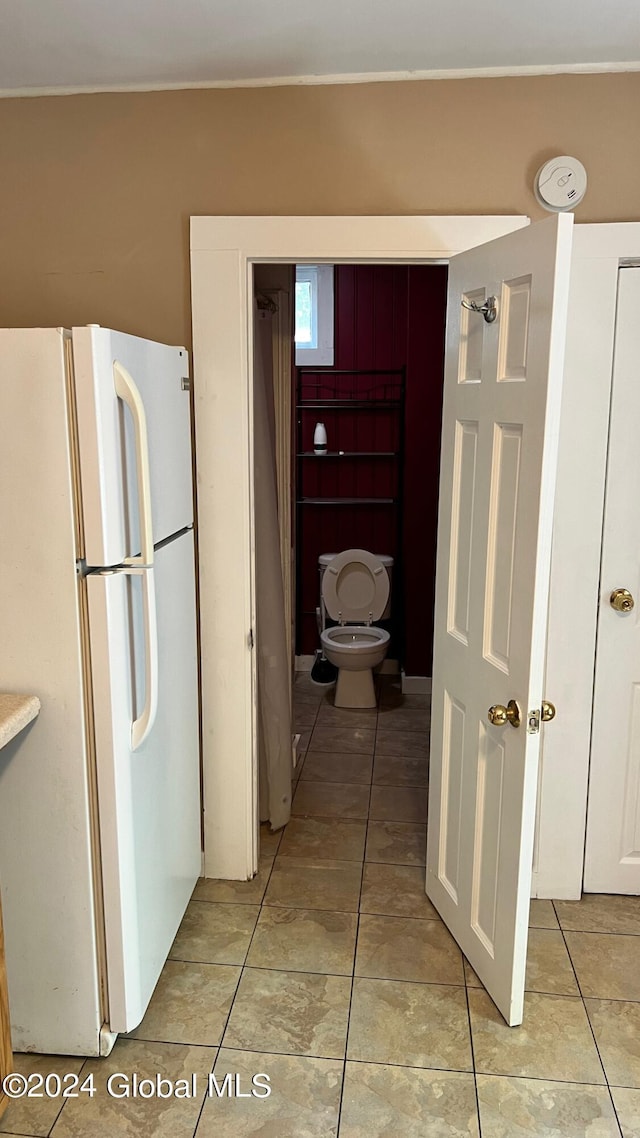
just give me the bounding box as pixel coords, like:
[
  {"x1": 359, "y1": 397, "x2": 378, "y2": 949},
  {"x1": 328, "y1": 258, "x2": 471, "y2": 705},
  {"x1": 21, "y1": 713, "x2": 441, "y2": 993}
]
[{"x1": 320, "y1": 548, "x2": 391, "y2": 708}]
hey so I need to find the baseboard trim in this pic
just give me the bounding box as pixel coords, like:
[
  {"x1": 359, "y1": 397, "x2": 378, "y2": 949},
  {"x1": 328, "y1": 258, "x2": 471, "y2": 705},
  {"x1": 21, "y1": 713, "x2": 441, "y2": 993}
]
[{"x1": 401, "y1": 672, "x2": 432, "y2": 695}]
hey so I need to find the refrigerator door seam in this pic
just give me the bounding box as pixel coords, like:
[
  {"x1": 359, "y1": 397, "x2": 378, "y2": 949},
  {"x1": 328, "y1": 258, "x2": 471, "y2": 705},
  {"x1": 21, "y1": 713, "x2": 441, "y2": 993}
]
[{"x1": 77, "y1": 572, "x2": 111, "y2": 1033}]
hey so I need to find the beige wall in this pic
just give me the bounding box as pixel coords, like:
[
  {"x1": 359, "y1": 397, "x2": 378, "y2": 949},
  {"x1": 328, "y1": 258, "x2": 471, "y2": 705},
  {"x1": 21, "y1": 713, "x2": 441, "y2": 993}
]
[{"x1": 0, "y1": 72, "x2": 639, "y2": 345}]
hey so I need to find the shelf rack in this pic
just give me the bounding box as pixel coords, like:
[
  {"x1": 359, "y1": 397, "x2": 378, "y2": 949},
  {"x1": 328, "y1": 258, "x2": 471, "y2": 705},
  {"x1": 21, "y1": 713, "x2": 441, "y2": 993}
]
[{"x1": 295, "y1": 366, "x2": 406, "y2": 659}]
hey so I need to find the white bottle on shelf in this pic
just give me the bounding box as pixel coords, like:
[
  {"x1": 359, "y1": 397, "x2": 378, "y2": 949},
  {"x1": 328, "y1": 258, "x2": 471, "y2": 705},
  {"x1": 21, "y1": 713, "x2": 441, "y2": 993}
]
[{"x1": 313, "y1": 422, "x2": 327, "y2": 455}]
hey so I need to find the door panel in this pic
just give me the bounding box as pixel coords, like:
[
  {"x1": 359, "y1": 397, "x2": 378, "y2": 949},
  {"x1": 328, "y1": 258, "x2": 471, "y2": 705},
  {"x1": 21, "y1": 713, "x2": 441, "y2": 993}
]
[
  {"x1": 72, "y1": 327, "x2": 192, "y2": 566},
  {"x1": 427, "y1": 214, "x2": 573, "y2": 1026},
  {"x1": 484, "y1": 424, "x2": 521, "y2": 670},
  {"x1": 584, "y1": 267, "x2": 640, "y2": 894},
  {"x1": 87, "y1": 530, "x2": 200, "y2": 1033}
]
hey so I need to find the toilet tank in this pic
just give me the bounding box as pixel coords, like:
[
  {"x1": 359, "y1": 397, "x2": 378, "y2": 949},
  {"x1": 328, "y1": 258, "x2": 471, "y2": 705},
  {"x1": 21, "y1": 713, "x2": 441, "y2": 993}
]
[{"x1": 318, "y1": 552, "x2": 393, "y2": 620}]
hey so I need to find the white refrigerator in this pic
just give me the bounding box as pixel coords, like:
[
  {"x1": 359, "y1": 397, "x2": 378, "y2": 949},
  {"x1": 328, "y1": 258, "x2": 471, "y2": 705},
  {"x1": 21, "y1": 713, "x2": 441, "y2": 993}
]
[{"x1": 0, "y1": 326, "x2": 201, "y2": 1056}]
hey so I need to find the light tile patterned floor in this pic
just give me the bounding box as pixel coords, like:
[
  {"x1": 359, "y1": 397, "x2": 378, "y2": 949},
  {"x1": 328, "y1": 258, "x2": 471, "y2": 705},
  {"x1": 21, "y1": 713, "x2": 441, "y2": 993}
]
[{"x1": 3, "y1": 673, "x2": 640, "y2": 1137}]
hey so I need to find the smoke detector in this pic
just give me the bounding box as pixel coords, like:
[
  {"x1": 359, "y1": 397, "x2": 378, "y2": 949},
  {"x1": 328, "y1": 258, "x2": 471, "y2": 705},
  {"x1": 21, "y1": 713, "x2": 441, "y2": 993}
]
[{"x1": 534, "y1": 156, "x2": 587, "y2": 212}]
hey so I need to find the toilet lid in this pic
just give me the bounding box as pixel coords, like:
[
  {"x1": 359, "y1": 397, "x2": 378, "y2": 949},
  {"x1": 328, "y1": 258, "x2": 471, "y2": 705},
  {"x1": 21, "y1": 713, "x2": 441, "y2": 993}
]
[{"x1": 321, "y1": 548, "x2": 390, "y2": 623}]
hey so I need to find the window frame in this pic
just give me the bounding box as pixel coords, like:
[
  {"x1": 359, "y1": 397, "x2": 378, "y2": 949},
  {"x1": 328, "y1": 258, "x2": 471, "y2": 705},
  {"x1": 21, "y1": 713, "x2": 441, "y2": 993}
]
[{"x1": 295, "y1": 263, "x2": 334, "y2": 366}]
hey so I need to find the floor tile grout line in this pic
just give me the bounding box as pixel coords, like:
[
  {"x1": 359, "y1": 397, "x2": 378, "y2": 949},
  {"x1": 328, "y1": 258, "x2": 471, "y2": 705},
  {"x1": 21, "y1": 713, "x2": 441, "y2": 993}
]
[
  {"x1": 164, "y1": 1036, "x2": 629, "y2": 1091},
  {"x1": 473, "y1": 1069, "x2": 625, "y2": 1089},
  {"x1": 227, "y1": 700, "x2": 354, "y2": 1072},
  {"x1": 214, "y1": 875, "x2": 273, "y2": 1060},
  {"x1": 170, "y1": 921, "x2": 640, "y2": 995},
  {"x1": 567, "y1": 993, "x2": 640, "y2": 1005},
  {"x1": 190, "y1": 1045, "x2": 222, "y2": 1138},
  {"x1": 463, "y1": 968, "x2": 483, "y2": 1138},
  {"x1": 189, "y1": 896, "x2": 262, "y2": 910},
  {"x1": 291, "y1": 811, "x2": 427, "y2": 824},
  {"x1": 334, "y1": 702, "x2": 377, "y2": 1136},
  {"x1": 43, "y1": 1057, "x2": 90, "y2": 1135},
  {"x1": 161, "y1": 965, "x2": 476, "y2": 991},
  {"x1": 299, "y1": 780, "x2": 429, "y2": 789},
  {"x1": 548, "y1": 926, "x2": 640, "y2": 938},
  {"x1": 194, "y1": 1040, "x2": 476, "y2": 1073},
  {"x1": 558, "y1": 922, "x2": 612, "y2": 1091},
  {"x1": 41, "y1": 1038, "x2": 633, "y2": 1092},
  {"x1": 606, "y1": 1086, "x2": 625, "y2": 1138},
  {"x1": 274, "y1": 843, "x2": 426, "y2": 868},
  {"x1": 336, "y1": 849, "x2": 368, "y2": 1131},
  {"x1": 39, "y1": 1045, "x2": 221, "y2": 1138},
  {"x1": 119, "y1": 1035, "x2": 223, "y2": 1051}
]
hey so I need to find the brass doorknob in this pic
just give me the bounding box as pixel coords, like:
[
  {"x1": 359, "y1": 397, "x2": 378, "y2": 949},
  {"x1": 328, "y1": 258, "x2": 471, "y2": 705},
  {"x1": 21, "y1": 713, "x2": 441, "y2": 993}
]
[
  {"x1": 610, "y1": 588, "x2": 635, "y2": 613},
  {"x1": 541, "y1": 701, "x2": 556, "y2": 722},
  {"x1": 488, "y1": 699, "x2": 521, "y2": 728}
]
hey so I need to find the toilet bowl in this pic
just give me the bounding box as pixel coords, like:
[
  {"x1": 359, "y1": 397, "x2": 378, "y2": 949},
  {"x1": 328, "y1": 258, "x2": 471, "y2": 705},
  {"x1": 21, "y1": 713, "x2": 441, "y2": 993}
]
[{"x1": 319, "y1": 549, "x2": 391, "y2": 708}]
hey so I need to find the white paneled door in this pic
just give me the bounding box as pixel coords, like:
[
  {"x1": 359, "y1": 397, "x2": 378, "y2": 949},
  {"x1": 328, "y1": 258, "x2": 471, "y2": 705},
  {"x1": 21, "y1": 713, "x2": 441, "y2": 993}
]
[
  {"x1": 584, "y1": 267, "x2": 640, "y2": 895},
  {"x1": 426, "y1": 214, "x2": 574, "y2": 1026}
]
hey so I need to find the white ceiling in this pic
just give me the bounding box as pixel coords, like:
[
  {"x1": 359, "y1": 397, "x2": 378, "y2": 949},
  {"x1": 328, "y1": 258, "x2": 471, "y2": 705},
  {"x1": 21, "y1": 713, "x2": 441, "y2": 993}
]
[{"x1": 1, "y1": 0, "x2": 639, "y2": 96}]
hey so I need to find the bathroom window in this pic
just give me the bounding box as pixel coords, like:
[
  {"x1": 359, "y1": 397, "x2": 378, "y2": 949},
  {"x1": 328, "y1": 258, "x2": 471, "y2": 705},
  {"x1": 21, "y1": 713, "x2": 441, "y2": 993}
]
[{"x1": 295, "y1": 265, "x2": 334, "y2": 366}]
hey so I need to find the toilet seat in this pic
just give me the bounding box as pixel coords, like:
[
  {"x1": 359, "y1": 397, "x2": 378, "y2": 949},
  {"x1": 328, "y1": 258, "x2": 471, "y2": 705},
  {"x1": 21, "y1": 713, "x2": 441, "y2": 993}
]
[
  {"x1": 321, "y1": 625, "x2": 390, "y2": 650},
  {"x1": 321, "y1": 548, "x2": 390, "y2": 624}
]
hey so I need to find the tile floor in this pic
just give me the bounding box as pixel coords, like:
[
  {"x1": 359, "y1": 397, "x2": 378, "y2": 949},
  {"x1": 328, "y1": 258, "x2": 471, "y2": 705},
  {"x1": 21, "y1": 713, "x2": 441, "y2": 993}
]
[{"x1": 3, "y1": 673, "x2": 640, "y2": 1136}]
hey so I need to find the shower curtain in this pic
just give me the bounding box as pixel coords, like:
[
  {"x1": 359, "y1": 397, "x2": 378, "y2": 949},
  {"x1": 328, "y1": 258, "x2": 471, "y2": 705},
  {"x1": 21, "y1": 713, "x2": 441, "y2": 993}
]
[{"x1": 254, "y1": 303, "x2": 293, "y2": 831}]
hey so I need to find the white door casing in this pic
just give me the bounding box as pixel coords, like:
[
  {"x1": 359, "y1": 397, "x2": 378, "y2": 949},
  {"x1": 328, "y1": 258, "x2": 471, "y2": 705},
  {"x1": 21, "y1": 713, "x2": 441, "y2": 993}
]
[
  {"x1": 426, "y1": 214, "x2": 574, "y2": 1026},
  {"x1": 190, "y1": 215, "x2": 528, "y2": 880},
  {"x1": 584, "y1": 267, "x2": 640, "y2": 895}
]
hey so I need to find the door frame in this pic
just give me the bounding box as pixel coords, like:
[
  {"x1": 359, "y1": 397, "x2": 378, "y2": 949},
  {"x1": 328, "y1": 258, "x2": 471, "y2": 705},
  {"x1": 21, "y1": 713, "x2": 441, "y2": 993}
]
[
  {"x1": 532, "y1": 222, "x2": 640, "y2": 898},
  {"x1": 190, "y1": 215, "x2": 529, "y2": 879}
]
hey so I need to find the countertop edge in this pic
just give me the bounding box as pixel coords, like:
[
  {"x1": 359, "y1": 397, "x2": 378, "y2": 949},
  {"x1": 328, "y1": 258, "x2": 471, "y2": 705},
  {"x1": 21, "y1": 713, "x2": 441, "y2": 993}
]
[{"x1": 0, "y1": 694, "x2": 41, "y2": 750}]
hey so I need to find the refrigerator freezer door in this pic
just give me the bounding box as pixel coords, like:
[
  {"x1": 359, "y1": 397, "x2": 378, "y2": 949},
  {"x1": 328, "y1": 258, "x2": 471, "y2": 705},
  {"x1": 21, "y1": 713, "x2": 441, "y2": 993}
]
[
  {"x1": 86, "y1": 531, "x2": 200, "y2": 1033},
  {"x1": 72, "y1": 327, "x2": 192, "y2": 567}
]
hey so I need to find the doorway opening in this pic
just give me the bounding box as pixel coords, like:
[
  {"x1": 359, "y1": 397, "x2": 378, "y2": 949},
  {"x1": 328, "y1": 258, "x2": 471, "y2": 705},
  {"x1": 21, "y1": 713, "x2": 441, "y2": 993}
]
[
  {"x1": 255, "y1": 261, "x2": 450, "y2": 668},
  {"x1": 190, "y1": 214, "x2": 528, "y2": 884},
  {"x1": 252, "y1": 261, "x2": 448, "y2": 850}
]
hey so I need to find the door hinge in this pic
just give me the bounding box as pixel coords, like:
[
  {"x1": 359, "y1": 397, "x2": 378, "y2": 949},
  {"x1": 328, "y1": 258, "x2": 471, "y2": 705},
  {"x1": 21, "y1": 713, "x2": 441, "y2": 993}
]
[
  {"x1": 527, "y1": 709, "x2": 540, "y2": 734},
  {"x1": 181, "y1": 376, "x2": 190, "y2": 391},
  {"x1": 248, "y1": 628, "x2": 254, "y2": 649}
]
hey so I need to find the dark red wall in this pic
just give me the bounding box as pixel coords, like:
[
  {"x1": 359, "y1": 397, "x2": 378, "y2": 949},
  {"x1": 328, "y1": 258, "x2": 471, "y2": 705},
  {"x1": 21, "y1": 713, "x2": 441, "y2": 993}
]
[
  {"x1": 296, "y1": 263, "x2": 447, "y2": 675},
  {"x1": 403, "y1": 265, "x2": 448, "y2": 673}
]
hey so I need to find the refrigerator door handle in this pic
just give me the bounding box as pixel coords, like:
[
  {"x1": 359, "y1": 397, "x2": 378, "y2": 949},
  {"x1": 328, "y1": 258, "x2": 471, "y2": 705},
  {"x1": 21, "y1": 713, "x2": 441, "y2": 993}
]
[
  {"x1": 114, "y1": 360, "x2": 154, "y2": 567},
  {"x1": 129, "y1": 566, "x2": 159, "y2": 751}
]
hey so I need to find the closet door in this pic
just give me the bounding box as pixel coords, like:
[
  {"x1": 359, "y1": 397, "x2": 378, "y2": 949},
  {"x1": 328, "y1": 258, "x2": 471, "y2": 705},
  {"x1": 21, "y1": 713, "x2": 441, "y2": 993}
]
[{"x1": 584, "y1": 267, "x2": 640, "y2": 895}]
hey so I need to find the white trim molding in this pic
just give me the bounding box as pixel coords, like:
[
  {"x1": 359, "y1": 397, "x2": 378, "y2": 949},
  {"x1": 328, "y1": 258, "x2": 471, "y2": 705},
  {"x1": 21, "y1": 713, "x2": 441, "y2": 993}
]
[
  {"x1": 3, "y1": 61, "x2": 640, "y2": 98},
  {"x1": 401, "y1": 673, "x2": 432, "y2": 695},
  {"x1": 190, "y1": 214, "x2": 528, "y2": 880}
]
